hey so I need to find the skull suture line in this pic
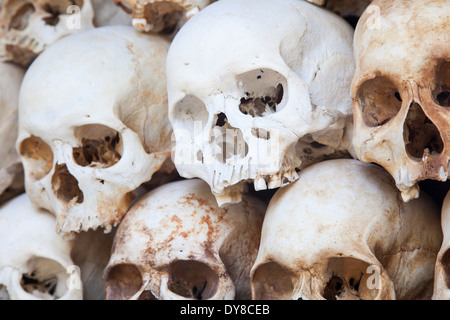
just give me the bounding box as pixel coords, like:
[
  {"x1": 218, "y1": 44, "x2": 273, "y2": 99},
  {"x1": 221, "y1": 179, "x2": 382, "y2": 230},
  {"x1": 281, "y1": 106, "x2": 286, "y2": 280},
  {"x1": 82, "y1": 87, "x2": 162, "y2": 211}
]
[
  {"x1": 352, "y1": 0, "x2": 450, "y2": 202},
  {"x1": 167, "y1": 0, "x2": 355, "y2": 206},
  {"x1": 17, "y1": 25, "x2": 173, "y2": 236}
]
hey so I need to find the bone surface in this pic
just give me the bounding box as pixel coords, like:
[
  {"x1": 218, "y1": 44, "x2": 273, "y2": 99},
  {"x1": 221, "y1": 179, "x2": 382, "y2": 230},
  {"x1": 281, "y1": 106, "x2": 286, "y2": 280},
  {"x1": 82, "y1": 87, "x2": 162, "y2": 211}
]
[
  {"x1": 433, "y1": 190, "x2": 450, "y2": 300},
  {"x1": 0, "y1": 61, "x2": 25, "y2": 205},
  {"x1": 351, "y1": 0, "x2": 450, "y2": 202},
  {"x1": 167, "y1": 0, "x2": 355, "y2": 206},
  {"x1": 114, "y1": 0, "x2": 214, "y2": 34},
  {"x1": 103, "y1": 179, "x2": 266, "y2": 300},
  {"x1": 16, "y1": 25, "x2": 174, "y2": 236},
  {"x1": 0, "y1": 0, "x2": 95, "y2": 67},
  {"x1": 251, "y1": 159, "x2": 442, "y2": 300},
  {"x1": 0, "y1": 194, "x2": 82, "y2": 300}
]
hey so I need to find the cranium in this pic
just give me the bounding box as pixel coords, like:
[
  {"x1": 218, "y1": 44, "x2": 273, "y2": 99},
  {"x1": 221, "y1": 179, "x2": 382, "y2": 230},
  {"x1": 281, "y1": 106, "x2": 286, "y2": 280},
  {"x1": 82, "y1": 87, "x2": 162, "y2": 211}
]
[
  {"x1": 251, "y1": 159, "x2": 442, "y2": 300},
  {"x1": 17, "y1": 25, "x2": 174, "y2": 236},
  {"x1": 351, "y1": 0, "x2": 450, "y2": 202},
  {"x1": 0, "y1": 0, "x2": 95, "y2": 67},
  {"x1": 91, "y1": 0, "x2": 132, "y2": 27},
  {"x1": 0, "y1": 193, "x2": 82, "y2": 300},
  {"x1": 114, "y1": 0, "x2": 214, "y2": 33},
  {"x1": 167, "y1": 0, "x2": 355, "y2": 206},
  {"x1": 103, "y1": 179, "x2": 265, "y2": 300},
  {"x1": 433, "y1": 190, "x2": 450, "y2": 300},
  {"x1": 0, "y1": 61, "x2": 25, "y2": 205}
]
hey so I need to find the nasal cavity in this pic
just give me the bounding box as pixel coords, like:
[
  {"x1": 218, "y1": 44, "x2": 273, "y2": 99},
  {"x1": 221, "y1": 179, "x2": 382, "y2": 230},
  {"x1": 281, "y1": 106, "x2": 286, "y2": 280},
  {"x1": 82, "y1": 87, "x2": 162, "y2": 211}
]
[
  {"x1": 403, "y1": 103, "x2": 444, "y2": 159},
  {"x1": 51, "y1": 163, "x2": 84, "y2": 204}
]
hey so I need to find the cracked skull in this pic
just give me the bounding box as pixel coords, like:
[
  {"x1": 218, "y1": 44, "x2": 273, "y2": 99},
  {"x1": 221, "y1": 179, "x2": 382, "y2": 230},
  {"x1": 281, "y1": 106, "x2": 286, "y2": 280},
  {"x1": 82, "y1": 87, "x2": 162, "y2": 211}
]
[
  {"x1": 352, "y1": 0, "x2": 450, "y2": 202},
  {"x1": 114, "y1": 0, "x2": 214, "y2": 34},
  {"x1": 0, "y1": 194, "x2": 82, "y2": 300},
  {"x1": 0, "y1": 0, "x2": 95, "y2": 67},
  {"x1": 16, "y1": 26, "x2": 173, "y2": 236},
  {"x1": 167, "y1": 0, "x2": 355, "y2": 206},
  {"x1": 103, "y1": 179, "x2": 265, "y2": 300},
  {"x1": 251, "y1": 159, "x2": 442, "y2": 300}
]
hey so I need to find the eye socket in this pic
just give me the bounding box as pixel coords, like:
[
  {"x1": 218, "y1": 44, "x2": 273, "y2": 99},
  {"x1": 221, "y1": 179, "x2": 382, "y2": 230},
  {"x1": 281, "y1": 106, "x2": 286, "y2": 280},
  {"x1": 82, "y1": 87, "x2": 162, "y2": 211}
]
[
  {"x1": 323, "y1": 257, "x2": 379, "y2": 300},
  {"x1": 21, "y1": 257, "x2": 69, "y2": 299},
  {"x1": 9, "y1": 2, "x2": 35, "y2": 31},
  {"x1": 72, "y1": 124, "x2": 122, "y2": 168},
  {"x1": 105, "y1": 264, "x2": 144, "y2": 300},
  {"x1": 251, "y1": 262, "x2": 295, "y2": 300},
  {"x1": 173, "y1": 94, "x2": 209, "y2": 133},
  {"x1": 237, "y1": 69, "x2": 286, "y2": 117},
  {"x1": 433, "y1": 60, "x2": 450, "y2": 107},
  {"x1": 167, "y1": 260, "x2": 219, "y2": 300},
  {"x1": 19, "y1": 136, "x2": 54, "y2": 181},
  {"x1": 40, "y1": 0, "x2": 85, "y2": 26},
  {"x1": 357, "y1": 76, "x2": 402, "y2": 127}
]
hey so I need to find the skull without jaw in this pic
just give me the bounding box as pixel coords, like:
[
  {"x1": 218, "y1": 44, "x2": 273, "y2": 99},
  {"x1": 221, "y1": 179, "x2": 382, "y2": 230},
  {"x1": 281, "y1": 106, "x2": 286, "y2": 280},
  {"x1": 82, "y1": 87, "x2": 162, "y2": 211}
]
[
  {"x1": 167, "y1": 0, "x2": 355, "y2": 206},
  {"x1": 251, "y1": 159, "x2": 442, "y2": 300},
  {"x1": 17, "y1": 25, "x2": 174, "y2": 236},
  {"x1": 352, "y1": 0, "x2": 450, "y2": 202},
  {"x1": 103, "y1": 179, "x2": 266, "y2": 300}
]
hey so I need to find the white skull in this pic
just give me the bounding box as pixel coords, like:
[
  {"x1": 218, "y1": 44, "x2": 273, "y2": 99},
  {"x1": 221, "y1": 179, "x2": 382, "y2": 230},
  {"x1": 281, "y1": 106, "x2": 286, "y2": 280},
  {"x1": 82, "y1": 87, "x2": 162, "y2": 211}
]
[
  {"x1": 0, "y1": 193, "x2": 82, "y2": 300},
  {"x1": 0, "y1": 0, "x2": 95, "y2": 67},
  {"x1": 251, "y1": 159, "x2": 442, "y2": 300},
  {"x1": 114, "y1": 0, "x2": 214, "y2": 33},
  {"x1": 433, "y1": 190, "x2": 450, "y2": 300},
  {"x1": 0, "y1": 61, "x2": 25, "y2": 205},
  {"x1": 167, "y1": 0, "x2": 355, "y2": 206},
  {"x1": 103, "y1": 179, "x2": 266, "y2": 300},
  {"x1": 351, "y1": 0, "x2": 450, "y2": 202},
  {"x1": 17, "y1": 26, "x2": 173, "y2": 236}
]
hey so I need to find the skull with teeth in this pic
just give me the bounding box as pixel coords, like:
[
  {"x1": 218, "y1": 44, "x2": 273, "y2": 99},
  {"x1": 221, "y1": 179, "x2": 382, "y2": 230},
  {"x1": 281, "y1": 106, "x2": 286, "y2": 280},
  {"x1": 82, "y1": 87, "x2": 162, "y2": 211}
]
[
  {"x1": 167, "y1": 0, "x2": 355, "y2": 206},
  {"x1": 351, "y1": 0, "x2": 450, "y2": 202},
  {"x1": 16, "y1": 26, "x2": 174, "y2": 236},
  {"x1": 0, "y1": 0, "x2": 95, "y2": 67},
  {"x1": 114, "y1": 0, "x2": 214, "y2": 34},
  {"x1": 103, "y1": 179, "x2": 266, "y2": 300},
  {"x1": 251, "y1": 159, "x2": 442, "y2": 300}
]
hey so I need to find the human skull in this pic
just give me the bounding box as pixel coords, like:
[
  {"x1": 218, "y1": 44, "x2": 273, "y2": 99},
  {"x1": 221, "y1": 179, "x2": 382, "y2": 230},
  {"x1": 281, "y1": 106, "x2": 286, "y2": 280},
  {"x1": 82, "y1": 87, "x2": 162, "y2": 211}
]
[
  {"x1": 103, "y1": 179, "x2": 266, "y2": 300},
  {"x1": 0, "y1": 193, "x2": 82, "y2": 300},
  {"x1": 17, "y1": 25, "x2": 173, "y2": 236},
  {"x1": 0, "y1": 61, "x2": 25, "y2": 205},
  {"x1": 0, "y1": 0, "x2": 95, "y2": 67},
  {"x1": 167, "y1": 0, "x2": 355, "y2": 206},
  {"x1": 114, "y1": 0, "x2": 214, "y2": 33},
  {"x1": 251, "y1": 159, "x2": 442, "y2": 300},
  {"x1": 433, "y1": 190, "x2": 450, "y2": 300},
  {"x1": 351, "y1": 0, "x2": 450, "y2": 202}
]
